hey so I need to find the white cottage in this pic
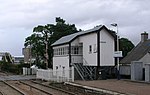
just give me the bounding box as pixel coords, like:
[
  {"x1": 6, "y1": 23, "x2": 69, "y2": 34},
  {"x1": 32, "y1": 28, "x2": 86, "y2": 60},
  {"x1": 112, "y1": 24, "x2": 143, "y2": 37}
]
[
  {"x1": 52, "y1": 25, "x2": 116, "y2": 80},
  {"x1": 120, "y1": 32, "x2": 150, "y2": 76}
]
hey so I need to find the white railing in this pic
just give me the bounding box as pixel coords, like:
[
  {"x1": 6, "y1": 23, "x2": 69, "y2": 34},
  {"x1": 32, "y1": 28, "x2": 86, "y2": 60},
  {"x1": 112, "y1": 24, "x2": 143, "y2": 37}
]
[
  {"x1": 36, "y1": 67, "x2": 74, "y2": 82},
  {"x1": 23, "y1": 67, "x2": 37, "y2": 75}
]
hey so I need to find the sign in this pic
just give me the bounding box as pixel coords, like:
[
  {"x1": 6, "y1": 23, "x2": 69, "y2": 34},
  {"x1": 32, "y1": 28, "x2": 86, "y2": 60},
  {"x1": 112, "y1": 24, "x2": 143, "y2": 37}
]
[{"x1": 114, "y1": 51, "x2": 123, "y2": 57}]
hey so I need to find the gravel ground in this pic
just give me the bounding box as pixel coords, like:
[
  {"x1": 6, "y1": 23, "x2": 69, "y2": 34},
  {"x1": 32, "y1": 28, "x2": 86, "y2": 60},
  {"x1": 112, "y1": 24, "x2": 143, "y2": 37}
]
[{"x1": 75, "y1": 79, "x2": 150, "y2": 95}]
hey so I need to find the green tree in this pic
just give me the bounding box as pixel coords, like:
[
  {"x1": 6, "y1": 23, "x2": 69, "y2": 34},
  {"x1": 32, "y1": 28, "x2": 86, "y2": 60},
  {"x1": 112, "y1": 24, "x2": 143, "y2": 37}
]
[
  {"x1": 119, "y1": 38, "x2": 135, "y2": 58},
  {"x1": 24, "y1": 33, "x2": 46, "y2": 68},
  {"x1": 24, "y1": 17, "x2": 79, "y2": 68}
]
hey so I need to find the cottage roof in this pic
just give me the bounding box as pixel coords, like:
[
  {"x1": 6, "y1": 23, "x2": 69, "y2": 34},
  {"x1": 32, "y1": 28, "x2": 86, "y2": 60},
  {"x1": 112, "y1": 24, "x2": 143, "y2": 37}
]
[
  {"x1": 120, "y1": 39, "x2": 150, "y2": 64},
  {"x1": 52, "y1": 25, "x2": 115, "y2": 46}
]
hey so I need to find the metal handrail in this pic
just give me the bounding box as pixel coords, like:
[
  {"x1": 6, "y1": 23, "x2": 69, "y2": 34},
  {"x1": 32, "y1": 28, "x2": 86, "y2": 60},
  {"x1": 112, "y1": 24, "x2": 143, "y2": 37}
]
[{"x1": 72, "y1": 63, "x2": 85, "y2": 80}]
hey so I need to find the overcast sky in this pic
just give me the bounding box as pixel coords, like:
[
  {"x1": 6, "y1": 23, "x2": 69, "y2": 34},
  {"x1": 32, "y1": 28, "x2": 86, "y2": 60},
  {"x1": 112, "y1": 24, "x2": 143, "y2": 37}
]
[{"x1": 0, "y1": 0, "x2": 150, "y2": 56}]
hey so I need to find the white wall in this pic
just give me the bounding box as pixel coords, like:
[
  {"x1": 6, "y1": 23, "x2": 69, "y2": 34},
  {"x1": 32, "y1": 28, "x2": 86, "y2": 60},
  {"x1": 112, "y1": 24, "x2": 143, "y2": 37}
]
[
  {"x1": 139, "y1": 53, "x2": 150, "y2": 68},
  {"x1": 71, "y1": 37, "x2": 80, "y2": 46},
  {"x1": 79, "y1": 33, "x2": 97, "y2": 66},
  {"x1": 53, "y1": 56, "x2": 70, "y2": 77},
  {"x1": 100, "y1": 29, "x2": 115, "y2": 66},
  {"x1": 53, "y1": 44, "x2": 70, "y2": 71}
]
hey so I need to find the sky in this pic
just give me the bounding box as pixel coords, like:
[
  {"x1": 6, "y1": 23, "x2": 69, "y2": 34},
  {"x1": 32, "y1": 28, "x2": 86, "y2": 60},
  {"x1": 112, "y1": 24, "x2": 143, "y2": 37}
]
[{"x1": 0, "y1": 0, "x2": 150, "y2": 56}]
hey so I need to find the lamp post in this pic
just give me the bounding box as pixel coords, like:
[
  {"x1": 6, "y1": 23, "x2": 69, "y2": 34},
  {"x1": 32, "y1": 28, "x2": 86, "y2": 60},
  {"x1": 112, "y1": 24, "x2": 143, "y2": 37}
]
[{"x1": 111, "y1": 23, "x2": 120, "y2": 80}]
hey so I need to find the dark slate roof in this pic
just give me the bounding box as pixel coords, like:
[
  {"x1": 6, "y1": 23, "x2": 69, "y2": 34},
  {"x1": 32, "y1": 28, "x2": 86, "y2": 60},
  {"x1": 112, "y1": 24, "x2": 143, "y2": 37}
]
[
  {"x1": 52, "y1": 25, "x2": 115, "y2": 46},
  {"x1": 120, "y1": 39, "x2": 150, "y2": 64}
]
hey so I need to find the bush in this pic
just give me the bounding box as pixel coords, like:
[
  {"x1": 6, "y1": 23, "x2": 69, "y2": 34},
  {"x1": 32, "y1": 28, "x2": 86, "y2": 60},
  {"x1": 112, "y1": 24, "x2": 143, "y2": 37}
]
[
  {"x1": 0, "y1": 60, "x2": 48, "y2": 74},
  {"x1": 0, "y1": 62, "x2": 31, "y2": 74}
]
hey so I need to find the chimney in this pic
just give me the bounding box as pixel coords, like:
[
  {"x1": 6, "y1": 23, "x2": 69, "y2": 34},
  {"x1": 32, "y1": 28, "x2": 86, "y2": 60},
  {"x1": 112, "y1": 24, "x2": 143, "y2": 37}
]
[{"x1": 141, "y1": 32, "x2": 148, "y2": 42}]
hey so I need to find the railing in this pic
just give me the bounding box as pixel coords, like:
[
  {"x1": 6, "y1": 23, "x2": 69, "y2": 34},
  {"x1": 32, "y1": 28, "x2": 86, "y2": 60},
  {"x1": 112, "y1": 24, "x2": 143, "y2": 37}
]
[
  {"x1": 73, "y1": 63, "x2": 85, "y2": 80},
  {"x1": 23, "y1": 67, "x2": 37, "y2": 75},
  {"x1": 36, "y1": 67, "x2": 74, "y2": 82},
  {"x1": 83, "y1": 58, "x2": 96, "y2": 79},
  {"x1": 73, "y1": 57, "x2": 97, "y2": 80}
]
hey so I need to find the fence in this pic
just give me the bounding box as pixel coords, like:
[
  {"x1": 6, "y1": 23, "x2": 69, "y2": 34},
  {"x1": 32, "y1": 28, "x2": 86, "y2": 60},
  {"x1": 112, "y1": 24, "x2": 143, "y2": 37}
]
[
  {"x1": 23, "y1": 67, "x2": 37, "y2": 75},
  {"x1": 36, "y1": 67, "x2": 74, "y2": 82}
]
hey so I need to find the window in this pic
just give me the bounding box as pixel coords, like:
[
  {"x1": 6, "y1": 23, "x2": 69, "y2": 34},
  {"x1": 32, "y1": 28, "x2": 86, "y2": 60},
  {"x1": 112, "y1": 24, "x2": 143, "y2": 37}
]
[
  {"x1": 62, "y1": 47, "x2": 64, "y2": 55},
  {"x1": 60, "y1": 48, "x2": 62, "y2": 55},
  {"x1": 71, "y1": 46, "x2": 83, "y2": 55},
  {"x1": 74, "y1": 47, "x2": 79, "y2": 54},
  {"x1": 89, "y1": 45, "x2": 92, "y2": 53},
  {"x1": 65, "y1": 47, "x2": 69, "y2": 54},
  {"x1": 53, "y1": 46, "x2": 69, "y2": 56}
]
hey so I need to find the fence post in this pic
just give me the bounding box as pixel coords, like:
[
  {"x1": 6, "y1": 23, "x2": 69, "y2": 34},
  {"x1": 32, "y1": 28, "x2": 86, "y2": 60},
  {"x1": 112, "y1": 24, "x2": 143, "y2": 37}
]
[
  {"x1": 23, "y1": 67, "x2": 26, "y2": 75},
  {"x1": 71, "y1": 66, "x2": 74, "y2": 82},
  {"x1": 56, "y1": 69, "x2": 59, "y2": 82}
]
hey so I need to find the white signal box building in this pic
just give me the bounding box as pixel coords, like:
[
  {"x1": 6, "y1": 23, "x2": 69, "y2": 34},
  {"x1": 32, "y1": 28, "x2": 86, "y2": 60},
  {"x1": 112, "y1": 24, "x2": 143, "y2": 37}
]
[{"x1": 52, "y1": 25, "x2": 116, "y2": 80}]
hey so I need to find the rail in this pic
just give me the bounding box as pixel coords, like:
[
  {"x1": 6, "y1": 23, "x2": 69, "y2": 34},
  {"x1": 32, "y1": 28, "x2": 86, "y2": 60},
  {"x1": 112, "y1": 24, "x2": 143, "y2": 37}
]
[
  {"x1": 19, "y1": 81, "x2": 52, "y2": 95},
  {"x1": 19, "y1": 80, "x2": 75, "y2": 95},
  {"x1": 31, "y1": 80, "x2": 76, "y2": 95},
  {"x1": 0, "y1": 81, "x2": 25, "y2": 95}
]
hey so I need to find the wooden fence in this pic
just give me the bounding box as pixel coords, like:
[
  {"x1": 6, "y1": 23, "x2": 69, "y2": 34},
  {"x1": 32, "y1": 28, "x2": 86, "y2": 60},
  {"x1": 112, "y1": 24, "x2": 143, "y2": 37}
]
[{"x1": 36, "y1": 67, "x2": 74, "y2": 82}]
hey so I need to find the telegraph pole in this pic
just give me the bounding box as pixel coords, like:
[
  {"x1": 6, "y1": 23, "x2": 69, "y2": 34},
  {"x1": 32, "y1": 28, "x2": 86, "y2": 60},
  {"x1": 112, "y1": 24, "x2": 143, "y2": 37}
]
[{"x1": 111, "y1": 23, "x2": 120, "y2": 80}]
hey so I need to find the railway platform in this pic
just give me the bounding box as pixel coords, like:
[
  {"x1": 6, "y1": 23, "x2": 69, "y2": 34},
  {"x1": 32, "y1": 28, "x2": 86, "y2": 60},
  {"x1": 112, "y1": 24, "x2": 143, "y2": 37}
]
[{"x1": 74, "y1": 79, "x2": 150, "y2": 95}]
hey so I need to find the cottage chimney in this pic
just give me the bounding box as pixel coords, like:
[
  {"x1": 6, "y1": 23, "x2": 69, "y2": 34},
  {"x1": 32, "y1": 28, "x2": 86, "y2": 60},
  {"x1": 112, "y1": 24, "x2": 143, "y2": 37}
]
[{"x1": 141, "y1": 32, "x2": 148, "y2": 42}]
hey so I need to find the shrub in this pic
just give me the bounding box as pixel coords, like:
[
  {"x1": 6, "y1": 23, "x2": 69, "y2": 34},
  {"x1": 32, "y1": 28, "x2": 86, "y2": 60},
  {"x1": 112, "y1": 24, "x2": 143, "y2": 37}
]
[{"x1": 0, "y1": 62, "x2": 31, "y2": 74}]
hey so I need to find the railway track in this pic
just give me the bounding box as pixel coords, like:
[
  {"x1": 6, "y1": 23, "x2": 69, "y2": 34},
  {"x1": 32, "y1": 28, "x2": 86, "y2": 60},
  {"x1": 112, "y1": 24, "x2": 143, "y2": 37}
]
[
  {"x1": 20, "y1": 80, "x2": 76, "y2": 95},
  {"x1": 31, "y1": 80, "x2": 114, "y2": 95},
  {"x1": 0, "y1": 71, "x2": 76, "y2": 95},
  {"x1": 0, "y1": 71, "x2": 118, "y2": 95},
  {"x1": 30, "y1": 80, "x2": 77, "y2": 95},
  {"x1": 6, "y1": 80, "x2": 76, "y2": 95},
  {"x1": 0, "y1": 81, "x2": 24, "y2": 95}
]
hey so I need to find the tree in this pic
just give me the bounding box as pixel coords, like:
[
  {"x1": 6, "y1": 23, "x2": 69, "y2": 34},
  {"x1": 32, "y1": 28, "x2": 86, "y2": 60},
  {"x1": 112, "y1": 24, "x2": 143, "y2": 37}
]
[
  {"x1": 24, "y1": 17, "x2": 79, "y2": 68},
  {"x1": 119, "y1": 38, "x2": 135, "y2": 58}
]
